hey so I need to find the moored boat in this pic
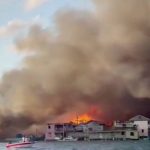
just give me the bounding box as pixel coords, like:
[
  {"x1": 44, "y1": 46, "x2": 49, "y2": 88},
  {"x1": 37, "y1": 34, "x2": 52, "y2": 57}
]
[{"x1": 58, "y1": 136, "x2": 78, "y2": 142}]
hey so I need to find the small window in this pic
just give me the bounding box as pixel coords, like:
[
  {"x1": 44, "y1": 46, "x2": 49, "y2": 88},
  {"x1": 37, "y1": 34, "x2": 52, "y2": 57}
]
[
  {"x1": 121, "y1": 131, "x2": 125, "y2": 135},
  {"x1": 48, "y1": 125, "x2": 51, "y2": 129},
  {"x1": 88, "y1": 128, "x2": 93, "y2": 131},
  {"x1": 130, "y1": 132, "x2": 134, "y2": 136},
  {"x1": 122, "y1": 124, "x2": 126, "y2": 127},
  {"x1": 142, "y1": 129, "x2": 144, "y2": 133}
]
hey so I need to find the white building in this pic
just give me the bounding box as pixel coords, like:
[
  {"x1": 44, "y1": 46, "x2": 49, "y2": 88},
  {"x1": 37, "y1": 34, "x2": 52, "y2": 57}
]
[
  {"x1": 86, "y1": 121, "x2": 104, "y2": 132},
  {"x1": 45, "y1": 123, "x2": 76, "y2": 141},
  {"x1": 114, "y1": 121, "x2": 136, "y2": 129},
  {"x1": 129, "y1": 115, "x2": 150, "y2": 138},
  {"x1": 75, "y1": 121, "x2": 104, "y2": 133},
  {"x1": 113, "y1": 120, "x2": 139, "y2": 140},
  {"x1": 45, "y1": 124, "x2": 56, "y2": 141}
]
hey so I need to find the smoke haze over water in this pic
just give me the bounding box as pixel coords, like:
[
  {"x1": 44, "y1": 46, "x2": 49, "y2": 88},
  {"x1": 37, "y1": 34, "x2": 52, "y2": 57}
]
[{"x1": 0, "y1": 0, "x2": 150, "y2": 138}]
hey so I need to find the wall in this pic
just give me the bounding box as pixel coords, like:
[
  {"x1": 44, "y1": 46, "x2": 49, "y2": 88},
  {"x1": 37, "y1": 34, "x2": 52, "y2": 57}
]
[
  {"x1": 69, "y1": 130, "x2": 139, "y2": 140},
  {"x1": 45, "y1": 124, "x2": 56, "y2": 141},
  {"x1": 125, "y1": 130, "x2": 139, "y2": 140},
  {"x1": 133, "y1": 121, "x2": 148, "y2": 137},
  {"x1": 86, "y1": 122, "x2": 104, "y2": 132}
]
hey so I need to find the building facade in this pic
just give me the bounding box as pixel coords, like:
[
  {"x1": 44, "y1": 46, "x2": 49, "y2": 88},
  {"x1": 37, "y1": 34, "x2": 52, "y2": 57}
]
[
  {"x1": 45, "y1": 124, "x2": 56, "y2": 141},
  {"x1": 75, "y1": 121, "x2": 104, "y2": 133},
  {"x1": 45, "y1": 115, "x2": 150, "y2": 141},
  {"x1": 129, "y1": 115, "x2": 150, "y2": 137},
  {"x1": 45, "y1": 123, "x2": 76, "y2": 141}
]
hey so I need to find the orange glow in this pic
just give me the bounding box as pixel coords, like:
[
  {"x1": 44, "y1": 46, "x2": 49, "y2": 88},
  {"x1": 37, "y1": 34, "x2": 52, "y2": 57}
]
[{"x1": 71, "y1": 114, "x2": 92, "y2": 124}]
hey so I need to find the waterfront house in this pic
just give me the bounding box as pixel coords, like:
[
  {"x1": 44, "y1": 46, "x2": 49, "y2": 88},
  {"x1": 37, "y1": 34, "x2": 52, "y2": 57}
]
[
  {"x1": 113, "y1": 115, "x2": 150, "y2": 139},
  {"x1": 114, "y1": 121, "x2": 137, "y2": 129},
  {"x1": 45, "y1": 123, "x2": 56, "y2": 141},
  {"x1": 75, "y1": 120, "x2": 105, "y2": 133},
  {"x1": 69, "y1": 120, "x2": 138, "y2": 140},
  {"x1": 45, "y1": 123, "x2": 76, "y2": 141},
  {"x1": 112, "y1": 121, "x2": 138, "y2": 140},
  {"x1": 129, "y1": 115, "x2": 150, "y2": 138},
  {"x1": 45, "y1": 116, "x2": 150, "y2": 141}
]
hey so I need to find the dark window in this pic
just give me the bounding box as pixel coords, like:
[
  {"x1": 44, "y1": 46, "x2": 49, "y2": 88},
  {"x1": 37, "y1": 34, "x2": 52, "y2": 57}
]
[
  {"x1": 88, "y1": 128, "x2": 93, "y2": 131},
  {"x1": 142, "y1": 129, "x2": 144, "y2": 133},
  {"x1": 48, "y1": 125, "x2": 51, "y2": 129},
  {"x1": 121, "y1": 131, "x2": 125, "y2": 135},
  {"x1": 122, "y1": 124, "x2": 126, "y2": 127},
  {"x1": 130, "y1": 132, "x2": 134, "y2": 136}
]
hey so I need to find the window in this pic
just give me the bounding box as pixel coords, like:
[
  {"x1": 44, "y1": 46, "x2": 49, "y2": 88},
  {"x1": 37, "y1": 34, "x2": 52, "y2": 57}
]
[
  {"x1": 142, "y1": 129, "x2": 144, "y2": 133},
  {"x1": 122, "y1": 124, "x2": 126, "y2": 127},
  {"x1": 130, "y1": 132, "x2": 134, "y2": 136},
  {"x1": 121, "y1": 131, "x2": 125, "y2": 135},
  {"x1": 48, "y1": 125, "x2": 51, "y2": 129},
  {"x1": 88, "y1": 128, "x2": 93, "y2": 131}
]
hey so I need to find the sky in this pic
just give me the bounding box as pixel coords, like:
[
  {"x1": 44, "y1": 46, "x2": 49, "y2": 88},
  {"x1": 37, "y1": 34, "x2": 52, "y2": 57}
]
[{"x1": 0, "y1": 0, "x2": 93, "y2": 77}]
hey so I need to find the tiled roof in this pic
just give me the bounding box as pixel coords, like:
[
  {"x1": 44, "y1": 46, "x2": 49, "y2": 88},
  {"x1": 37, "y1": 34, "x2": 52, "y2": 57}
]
[{"x1": 129, "y1": 115, "x2": 150, "y2": 121}]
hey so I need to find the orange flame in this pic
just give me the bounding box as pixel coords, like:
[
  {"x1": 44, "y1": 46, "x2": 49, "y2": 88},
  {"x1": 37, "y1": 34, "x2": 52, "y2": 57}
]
[{"x1": 71, "y1": 114, "x2": 92, "y2": 124}]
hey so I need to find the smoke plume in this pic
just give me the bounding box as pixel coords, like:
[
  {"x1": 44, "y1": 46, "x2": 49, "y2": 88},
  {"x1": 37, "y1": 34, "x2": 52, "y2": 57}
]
[{"x1": 0, "y1": 0, "x2": 150, "y2": 138}]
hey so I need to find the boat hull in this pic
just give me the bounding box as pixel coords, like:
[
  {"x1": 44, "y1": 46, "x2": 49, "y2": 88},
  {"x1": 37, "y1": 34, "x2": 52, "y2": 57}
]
[
  {"x1": 58, "y1": 139, "x2": 78, "y2": 142},
  {"x1": 6, "y1": 142, "x2": 33, "y2": 148}
]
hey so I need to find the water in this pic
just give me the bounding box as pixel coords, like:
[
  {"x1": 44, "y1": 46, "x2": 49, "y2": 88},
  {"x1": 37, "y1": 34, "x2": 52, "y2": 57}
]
[{"x1": 1, "y1": 140, "x2": 150, "y2": 150}]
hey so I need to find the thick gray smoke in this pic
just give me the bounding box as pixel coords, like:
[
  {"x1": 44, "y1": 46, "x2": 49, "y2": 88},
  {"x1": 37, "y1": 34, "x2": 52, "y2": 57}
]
[{"x1": 0, "y1": 0, "x2": 150, "y2": 138}]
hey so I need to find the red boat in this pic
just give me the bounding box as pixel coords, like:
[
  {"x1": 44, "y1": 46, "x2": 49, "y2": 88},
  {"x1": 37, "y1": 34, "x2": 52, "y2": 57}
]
[{"x1": 6, "y1": 137, "x2": 33, "y2": 148}]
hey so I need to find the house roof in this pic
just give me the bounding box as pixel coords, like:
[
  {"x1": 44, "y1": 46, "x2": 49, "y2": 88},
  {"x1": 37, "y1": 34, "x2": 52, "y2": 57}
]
[
  {"x1": 86, "y1": 120, "x2": 105, "y2": 125},
  {"x1": 75, "y1": 120, "x2": 105, "y2": 127},
  {"x1": 129, "y1": 115, "x2": 150, "y2": 121}
]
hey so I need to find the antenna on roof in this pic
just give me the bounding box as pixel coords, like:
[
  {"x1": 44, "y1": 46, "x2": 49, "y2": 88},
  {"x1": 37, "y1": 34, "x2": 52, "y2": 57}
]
[{"x1": 76, "y1": 114, "x2": 79, "y2": 125}]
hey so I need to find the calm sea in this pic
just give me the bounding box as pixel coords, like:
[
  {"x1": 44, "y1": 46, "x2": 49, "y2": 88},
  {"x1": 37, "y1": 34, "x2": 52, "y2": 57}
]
[{"x1": 1, "y1": 140, "x2": 150, "y2": 150}]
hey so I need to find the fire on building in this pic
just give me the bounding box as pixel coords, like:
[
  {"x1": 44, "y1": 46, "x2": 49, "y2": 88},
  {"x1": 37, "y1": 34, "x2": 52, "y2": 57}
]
[{"x1": 45, "y1": 115, "x2": 150, "y2": 141}]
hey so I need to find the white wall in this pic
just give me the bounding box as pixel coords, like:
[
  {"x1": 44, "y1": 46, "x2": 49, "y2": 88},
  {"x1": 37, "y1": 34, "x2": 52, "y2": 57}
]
[
  {"x1": 134, "y1": 121, "x2": 148, "y2": 137},
  {"x1": 114, "y1": 121, "x2": 135, "y2": 128},
  {"x1": 87, "y1": 122, "x2": 104, "y2": 132},
  {"x1": 45, "y1": 124, "x2": 56, "y2": 141},
  {"x1": 125, "y1": 130, "x2": 139, "y2": 140}
]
